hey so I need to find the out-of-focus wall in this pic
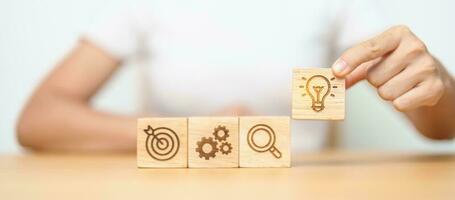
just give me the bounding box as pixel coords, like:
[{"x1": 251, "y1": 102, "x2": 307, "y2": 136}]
[{"x1": 1, "y1": 0, "x2": 454, "y2": 153}]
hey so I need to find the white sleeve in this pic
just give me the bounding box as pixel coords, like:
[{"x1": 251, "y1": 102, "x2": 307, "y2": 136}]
[{"x1": 83, "y1": 6, "x2": 151, "y2": 60}]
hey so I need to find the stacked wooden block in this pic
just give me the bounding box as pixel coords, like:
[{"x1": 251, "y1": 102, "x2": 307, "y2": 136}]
[{"x1": 137, "y1": 68, "x2": 345, "y2": 168}]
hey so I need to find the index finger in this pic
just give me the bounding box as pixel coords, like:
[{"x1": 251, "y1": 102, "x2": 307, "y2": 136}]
[{"x1": 332, "y1": 26, "x2": 404, "y2": 77}]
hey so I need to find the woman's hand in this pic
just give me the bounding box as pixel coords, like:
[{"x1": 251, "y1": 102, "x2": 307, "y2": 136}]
[
  {"x1": 332, "y1": 25, "x2": 455, "y2": 139},
  {"x1": 332, "y1": 25, "x2": 447, "y2": 111}
]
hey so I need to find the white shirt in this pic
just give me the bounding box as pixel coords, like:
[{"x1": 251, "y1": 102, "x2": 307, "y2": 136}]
[{"x1": 86, "y1": 0, "x2": 386, "y2": 151}]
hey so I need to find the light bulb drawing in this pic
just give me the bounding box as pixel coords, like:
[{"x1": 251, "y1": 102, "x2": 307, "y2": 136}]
[{"x1": 299, "y1": 75, "x2": 338, "y2": 112}]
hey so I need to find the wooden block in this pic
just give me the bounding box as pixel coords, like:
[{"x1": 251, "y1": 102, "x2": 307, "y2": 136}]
[
  {"x1": 188, "y1": 117, "x2": 239, "y2": 168},
  {"x1": 292, "y1": 68, "x2": 345, "y2": 120},
  {"x1": 239, "y1": 116, "x2": 290, "y2": 168},
  {"x1": 137, "y1": 118, "x2": 187, "y2": 168}
]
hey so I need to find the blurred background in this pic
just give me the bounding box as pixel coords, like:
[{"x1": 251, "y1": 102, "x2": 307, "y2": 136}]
[{"x1": 1, "y1": 0, "x2": 454, "y2": 153}]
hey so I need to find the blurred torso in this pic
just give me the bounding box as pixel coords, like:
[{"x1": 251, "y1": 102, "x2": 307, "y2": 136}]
[{"x1": 142, "y1": 0, "x2": 334, "y2": 116}]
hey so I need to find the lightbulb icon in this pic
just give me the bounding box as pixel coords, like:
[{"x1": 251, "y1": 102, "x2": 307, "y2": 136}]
[{"x1": 305, "y1": 75, "x2": 332, "y2": 112}]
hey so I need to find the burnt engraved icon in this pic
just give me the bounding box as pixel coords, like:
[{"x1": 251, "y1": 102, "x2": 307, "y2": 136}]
[
  {"x1": 195, "y1": 125, "x2": 232, "y2": 160},
  {"x1": 219, "y1": 142, "x2": 233, "y2": 155},
  {"x1": 299, "y1": 75, "x2": 338, "y2": 112},
  {"x1": 144, "y1": 125, "x2": 180, "y2": 161},
  {"x1": 247, "y1": 124, "x2": 282, "y2": 159}
]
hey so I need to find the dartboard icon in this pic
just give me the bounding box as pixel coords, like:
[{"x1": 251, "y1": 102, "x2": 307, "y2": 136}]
[{"x1": 143, "y1": 125, "x2": 180, "y2": 161}]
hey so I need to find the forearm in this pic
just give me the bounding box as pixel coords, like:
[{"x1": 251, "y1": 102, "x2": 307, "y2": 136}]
[
  {"x1": 405, "y1": 66, "x2": 455, "y2": 140},
  {"x1": 17, "y1": 91, "x2": 137, "y2": 152}
]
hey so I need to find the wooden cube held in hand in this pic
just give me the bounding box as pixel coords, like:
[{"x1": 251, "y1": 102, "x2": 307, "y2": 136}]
[{"x1": 292, "y1": 68, "x2": 345, "y2": 120}]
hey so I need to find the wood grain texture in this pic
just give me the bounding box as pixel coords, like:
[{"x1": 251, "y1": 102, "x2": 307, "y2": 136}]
[
  {"x1": 137, "y1": 118, "x2": 187, "y2": 168},
  {"x1": 3, "y1": 152, "x2": 455, "y2": 200},
  {"x1": 239, "y1": 116, "x2": 290, "y2": 167},
  {"x1": 292, "y1": 68, "x2": 345, "y2": 120},
  {"x1": 188, "y1": 117, "x2": 239, "y2": 168}
]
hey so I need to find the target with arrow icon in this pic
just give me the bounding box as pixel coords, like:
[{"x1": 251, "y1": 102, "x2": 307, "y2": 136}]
[{"x1": 143, "y1": 125, "x2": 180, "y2": 161}]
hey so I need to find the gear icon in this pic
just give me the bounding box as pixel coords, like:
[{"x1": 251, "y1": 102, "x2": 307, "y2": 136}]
[
  {"x1": 195, "y1": 137, "x2": 219, "y2": 160},
  {"x1": 219, "y1": 142, "x2": 233, "y2": 155},
  {"x1": 213, "y1": 125, "x2": 229, "y2": 142}
]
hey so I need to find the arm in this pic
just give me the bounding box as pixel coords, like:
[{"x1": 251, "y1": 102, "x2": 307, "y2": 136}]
[
  {"x1": 16, "y1": 40, "x2": 137, "y2": 152},
  {"x1": 332, "y1": 25, "x2": 455, "y2": 140}
]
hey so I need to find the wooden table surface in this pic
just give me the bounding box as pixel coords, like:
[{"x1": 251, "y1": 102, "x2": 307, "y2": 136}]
[{"x1": 1, "y1": 151, "x2": 454, "y2": 200}]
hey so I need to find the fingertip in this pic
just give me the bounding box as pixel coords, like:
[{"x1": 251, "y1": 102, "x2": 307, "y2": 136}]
[{"x1": 331, "y1": 58, "x2": 350, "y2": 77}]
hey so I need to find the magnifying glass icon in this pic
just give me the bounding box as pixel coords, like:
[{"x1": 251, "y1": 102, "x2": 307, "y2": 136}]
[{"x1": 247, "y1": 124, "x2": 282, "y2": 159}]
